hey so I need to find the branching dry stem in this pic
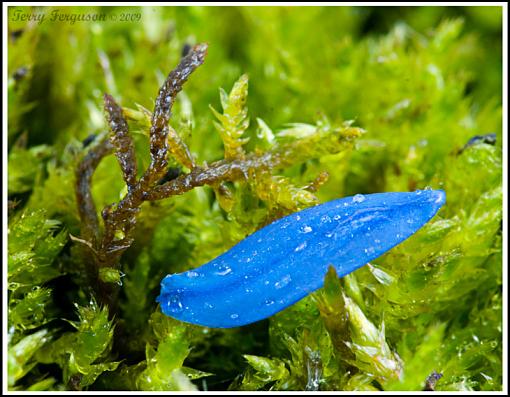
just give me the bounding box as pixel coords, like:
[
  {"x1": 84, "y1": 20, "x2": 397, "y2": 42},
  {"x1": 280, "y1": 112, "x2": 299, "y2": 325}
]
[{"x1": 74, "y1": 42, "x2": 361, "y2": 310}]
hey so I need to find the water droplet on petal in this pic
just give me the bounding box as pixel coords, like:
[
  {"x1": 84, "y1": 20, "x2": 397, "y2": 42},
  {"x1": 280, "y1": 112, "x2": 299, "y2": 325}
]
[
  {"x1": 364, "y1": 247, "x2": 375, "y2": 255},
  {"x1": 275, "y1": 274, "x2": 292, "y2": 289},
  {"x1": 295, "y1": 241, "x2": 307, "y2": 252},
  {"x1": 187, "y1": 271, "x2": 199, "y2": 278},
  {"x1": 230, "y1": 313, "x2": 239, "y2": 319},
  {"x1": 265, "y1": 299, "x2": 275, "y2": 306},
  {"x1": 215, "y1": 264, "x2": 232, "y2": 276},
  {"x1": 352, "y1": 194, "x2": 366, "y2": 203},
  {"x1": 321, "y1": 215, "x2": 332, "y2": 223},
  {"x1": 300, "y1": 225, "x2": 313, "y2": 233},
  {"x1": 167, "y1": 295, "x2": 183, "y2": 313}
]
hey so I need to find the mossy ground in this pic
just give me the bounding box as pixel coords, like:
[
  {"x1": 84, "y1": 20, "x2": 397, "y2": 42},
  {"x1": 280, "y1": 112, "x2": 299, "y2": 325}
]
[{"x1": 7, "y1": 5, "x2": 503, "y2": 391}]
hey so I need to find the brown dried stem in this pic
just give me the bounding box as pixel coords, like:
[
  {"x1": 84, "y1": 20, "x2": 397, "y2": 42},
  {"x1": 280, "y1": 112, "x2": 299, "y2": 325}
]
[
  {"x1": 104, "y1": 93, "x2": 138, "y2": 189},
  {"x1": 140, "y1": 43, "x2": 207, "y2": 187},
  {"x1": 75, "y1": 42, "x2": 361, "y2": 312},
  {"x1": 97, "y1": 44, "x2": 208, "y2": 266},
  {"x1": 145, "y1": 152, "x2": 275, "y2": 201},
  {"x1": 75, "y1": 137, "x2": 114, "y2": 248},
  {"x1": 144, "y1": 128, "x2": 357, "y2": 201}
]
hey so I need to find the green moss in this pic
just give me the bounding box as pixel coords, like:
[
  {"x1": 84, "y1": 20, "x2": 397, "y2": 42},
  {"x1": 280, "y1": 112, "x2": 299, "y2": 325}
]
[
  {"x1": 35, "y1": 300, "x2": 120, "y2": 389},
  {"x1": 7, "y1": 5, "x2": 503, "y2": 391}
]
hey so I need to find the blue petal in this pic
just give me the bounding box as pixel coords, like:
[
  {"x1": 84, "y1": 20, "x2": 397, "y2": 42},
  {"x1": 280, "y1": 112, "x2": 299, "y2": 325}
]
[{"x1": 157, "y1": 190, "x2": 446, "y2": 328}]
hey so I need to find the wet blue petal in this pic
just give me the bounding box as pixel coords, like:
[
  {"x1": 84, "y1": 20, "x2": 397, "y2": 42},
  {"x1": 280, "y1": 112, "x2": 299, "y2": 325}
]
[{"x1": 157, "y1": 190, "x2": 446, "y2": 328}]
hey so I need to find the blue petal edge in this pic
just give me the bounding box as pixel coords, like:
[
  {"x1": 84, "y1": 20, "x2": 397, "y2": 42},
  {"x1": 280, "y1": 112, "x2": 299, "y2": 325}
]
[{"x1": 157, "y1": 190, "x2": 446, "y2": 328}]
